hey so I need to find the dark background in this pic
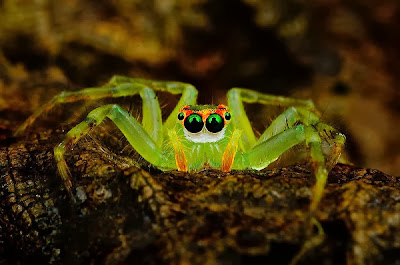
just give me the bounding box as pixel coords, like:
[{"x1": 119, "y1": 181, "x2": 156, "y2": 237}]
[{"x1": 0, "y1": 0, "x2": 399, "y2": 175}]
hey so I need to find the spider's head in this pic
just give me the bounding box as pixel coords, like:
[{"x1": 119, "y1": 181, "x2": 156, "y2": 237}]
[{"x1": 177, "y1": 104, "x2": 231, "y2": 143}]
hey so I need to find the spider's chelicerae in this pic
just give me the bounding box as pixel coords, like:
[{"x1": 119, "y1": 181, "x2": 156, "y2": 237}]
[{"x1": 15, "y1": 76, "x2": 345, "y2": 212}]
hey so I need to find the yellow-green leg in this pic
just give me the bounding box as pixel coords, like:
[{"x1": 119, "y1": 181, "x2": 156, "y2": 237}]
[
  {"x1": 237, "y1": 105, "x2": 345, "y2": 264},
  {"x1": 14, "y1": 75, "x2": 199, "y2": 200},
  {"x1": 14, "y1": 75, "x2": 198, "y2": 139},
  {"x1": 256, "y1": 107, "x2": 345, "y2": 173},
  {"x1": 227, "y1": 88, "x2": 317, "y2": 152},
  {"x1": 243, "y1": 125, "x2": 307, "y2": 170},
  {"x1": 228, "y1": 91, "x2": 345, "y2": 212},
  {"x1": 255, "y1": 107, "x2": 345, "y2": 210},
  {"x1": 241, "y1": 124, "x2": 327, "y2": 265},
  {"x1": 303, "y1": 126, "x2": 326, "y2": 213},
  {"x1": 54, "y1": 104, "x2": 176, "y2": 201}
]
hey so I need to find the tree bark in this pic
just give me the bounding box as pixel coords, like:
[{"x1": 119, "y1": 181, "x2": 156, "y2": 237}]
[{"x1": 1, "y1": 128, "x2": 399, "y2": 265}]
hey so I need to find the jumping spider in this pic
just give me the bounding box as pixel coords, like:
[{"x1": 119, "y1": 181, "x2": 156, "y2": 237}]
[{"x1": 15, "y1": 76, "x2": 345, "y2": 212}]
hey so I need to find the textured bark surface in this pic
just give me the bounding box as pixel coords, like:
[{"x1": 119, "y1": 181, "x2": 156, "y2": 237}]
[
  {"x1": 1, "y1": 1, "x2": 400, "y2": 264},
  {"x1": 1, "y1": 129, "x2": 399, "y2": 265}
]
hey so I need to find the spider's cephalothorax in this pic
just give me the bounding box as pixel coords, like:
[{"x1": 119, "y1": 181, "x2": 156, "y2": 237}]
[
  {"x1": 167, "y1": 103, "x2": 239, "y2": 173},
  {"x1": 14, "y1": 76, "x2": 345, "y2": 213}
]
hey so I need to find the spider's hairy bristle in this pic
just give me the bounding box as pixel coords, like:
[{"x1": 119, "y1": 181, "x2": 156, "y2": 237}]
[
  {"x1": 160, "y1": 102, "x2": 169, "y2": 110},
  {"x1": 164, "y1": 126, "x2": 191, "y2": 154},
  {"x1": 182, "y1": 104, "x2": 226, "y2": 111}
]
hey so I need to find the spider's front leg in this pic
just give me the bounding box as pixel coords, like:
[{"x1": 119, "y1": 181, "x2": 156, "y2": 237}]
[
  {"x1": 228, "y1": 88, "x2": 345, "y2": 213},
  {"x1": 256, "y1": 107, "x2": 346, "y2": 172},
  {"x1": 249, "y1": 107, "x2": 345, "y2": 213},
  {"x1": 227, "y1": 88, "x2": 317, "y2": 152},
  {"x1": 243, "y1": 123, "x2": 328, "y2": 212},
  {"x1": 15, "y1": 76, "x2": 199, "y2": 201},
  {"x1": 54, "y1": 104, "x2": 176, "y2": 201}
]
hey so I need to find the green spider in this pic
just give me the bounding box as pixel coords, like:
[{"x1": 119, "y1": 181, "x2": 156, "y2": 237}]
[{"x1": 15, "y1": 76, "x2": 345, "y2": 212}]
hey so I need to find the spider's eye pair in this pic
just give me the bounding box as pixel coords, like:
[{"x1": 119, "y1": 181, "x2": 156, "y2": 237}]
[{"x1": 179, "y1": 113, "x2": 230, "y2": 133}]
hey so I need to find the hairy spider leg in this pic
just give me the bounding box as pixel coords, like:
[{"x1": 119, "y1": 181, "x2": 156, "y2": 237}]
[
  {"x1": 256, "y1": 107, "x2": 345, "y2": 170},
  {"x1": 54, "y1": 104, "x2": 177, "y2": 201},
  {"x1": 251, "y1": 106, "x2": 345, "y2": 212},
  {"x1": 227, "y1": 88, "x2": 317, "y2": 152},
  {"x1": 242, "y1": 125, "x2": 306, "y2": 169},
  {"x1": 303, "y1": 126, "x2": 326, "y2": 213},
  {"x1": 232, "y1": 105, "x2": 345, "y2": 265},
  {"x1": 44, "y1": 76, "x2": 198, "y2": 200},
  {"x1": 107, "y1": 76, "x2": 198, "y2": 130},
  {"x1": 255, "y1": 107, "x2": 319, "y2": 144},
  {"x1": 234, "y1": 124, "x2": 325, "y2": 213},
  {"x1": 14, "y1": 75, "x2": 198, "y2": 139},
  {"x1": 227, "y1": 89, "x2": 345, "y2": 213}
]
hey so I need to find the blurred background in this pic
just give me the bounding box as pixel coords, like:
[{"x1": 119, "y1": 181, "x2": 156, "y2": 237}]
[{"x1": 0, "y1": 0, "x2": 399, "y2": 175}]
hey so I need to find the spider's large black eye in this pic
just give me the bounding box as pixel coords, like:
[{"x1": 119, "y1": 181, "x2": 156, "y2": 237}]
[
  {"x1": 206, "y1": 114, "x2": 224, "y2": 133},
  {"x1": 184, "y1": 114, "x2": 203, "y2": 133}
]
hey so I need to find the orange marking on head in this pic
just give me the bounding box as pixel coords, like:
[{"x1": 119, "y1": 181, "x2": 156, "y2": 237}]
[
  {"x1": 178, "y1": 104, "x2": 230, "y2": 126},
  {"x1": 217, "y1": 104, "x2": 226, "y2": 109}
]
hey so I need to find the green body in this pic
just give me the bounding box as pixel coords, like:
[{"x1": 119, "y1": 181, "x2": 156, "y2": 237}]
[{"x1": 15, "y1": 76, "x2": 345, "y2": 212}]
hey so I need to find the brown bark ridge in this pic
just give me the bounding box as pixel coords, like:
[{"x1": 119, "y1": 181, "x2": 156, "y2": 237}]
[{"x1": 0, "y1": 128, "x2": 399, "y2": 265}]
